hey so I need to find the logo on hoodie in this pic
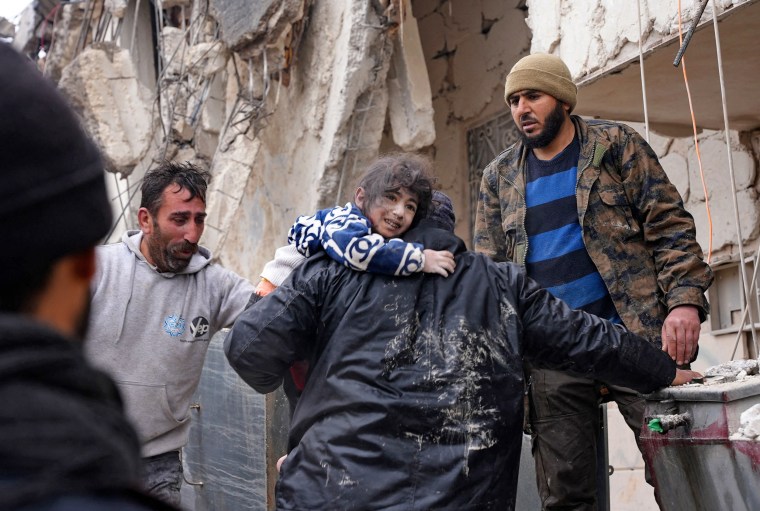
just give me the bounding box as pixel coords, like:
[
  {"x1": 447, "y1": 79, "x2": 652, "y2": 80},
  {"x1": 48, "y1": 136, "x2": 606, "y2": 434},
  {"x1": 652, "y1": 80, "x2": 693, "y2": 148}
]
[
  {"x1": 163, "y1": 314, "x2": 186, "y2": 337},
  {"x1": 190, "y1": 316, "x2": 210, "y2": 338}
]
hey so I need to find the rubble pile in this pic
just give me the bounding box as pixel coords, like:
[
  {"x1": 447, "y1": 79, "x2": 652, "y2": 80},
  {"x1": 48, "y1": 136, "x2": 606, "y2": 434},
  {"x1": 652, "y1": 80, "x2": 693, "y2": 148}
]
[
  {"x1": 704, "y1": 359, "x2": 759, "y2": 384},
  {"x1": 730, "y1": 403, "x2": 760, "y2": 440}
]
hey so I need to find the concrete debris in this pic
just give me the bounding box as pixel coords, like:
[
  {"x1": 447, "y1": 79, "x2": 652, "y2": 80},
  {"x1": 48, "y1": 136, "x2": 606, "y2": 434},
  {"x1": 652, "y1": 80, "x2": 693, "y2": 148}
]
[
  {"x1": 187, "y1": 41, "x2": 228, "y2": 78},
  {"x1": 387, "y1": 0, "x2": 435, "y2": 151},
  {"x1": 161, "y1": 27, "x2": 187, "y2": 78},
  {"x1": 59, "y1": 44, "x2": 153, "y2": 176},
  {"x1": 706, "y1": 360, "x2": 759, "y2": 382},
  {"x1": 210, "y1": 0, "x2": 307, "y2": 53},
  {"x1": 730, "y1": 403, "x2": 760, "y2": 440},
  {"x1": 11, "y1": 4, "x2": 38, "y2": 54},
  {"x1": 0, "y1": 17, "x2": 15, "y2": 39},
  {"x1": 105, "y1": 0, "x2": 128, "y2": 18},
  {"x1": 44, "y1": 3, "x2": 87, "y2": 83}
]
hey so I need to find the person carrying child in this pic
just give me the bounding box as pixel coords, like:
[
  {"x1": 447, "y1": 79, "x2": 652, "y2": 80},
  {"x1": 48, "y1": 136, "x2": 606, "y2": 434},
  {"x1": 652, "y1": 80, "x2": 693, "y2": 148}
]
[{"x1": 248, "y1": 152, "x2": 457, "y2": 403}]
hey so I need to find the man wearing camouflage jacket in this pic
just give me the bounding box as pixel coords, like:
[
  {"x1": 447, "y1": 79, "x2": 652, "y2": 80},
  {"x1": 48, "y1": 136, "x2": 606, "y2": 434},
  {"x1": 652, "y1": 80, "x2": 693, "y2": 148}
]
[{"x1": 474, "y1": 53, "x2": 713, "y2": 510}]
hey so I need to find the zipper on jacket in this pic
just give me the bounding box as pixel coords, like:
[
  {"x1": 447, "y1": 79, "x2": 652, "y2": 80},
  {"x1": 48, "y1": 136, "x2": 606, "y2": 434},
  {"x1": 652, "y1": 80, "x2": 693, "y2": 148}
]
[{"x1": 502, "y1": 172, "x2": 529, "y2": 267}]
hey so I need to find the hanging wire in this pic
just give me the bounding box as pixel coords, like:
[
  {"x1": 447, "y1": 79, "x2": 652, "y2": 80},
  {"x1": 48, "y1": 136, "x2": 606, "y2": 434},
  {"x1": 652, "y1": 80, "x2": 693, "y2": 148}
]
[
  {"x1": 708, "y1": 0, "x2": 758, "y2": 354},
  {"x1": 247, "y1": 57, "x2": 254, "y2": 103},
  {"x1": 111, "y1": 172, "x2": 134, "y2": 238},
  {"x1": 731, "y1": 250, "x2": 760, "y2": 359},
  {"x1": 676, "y1": 0, "x2": 713, "y2": 262},
  {"x1": 93, "y1": 8, "x2": 111, "y2": 43},
  {"x1": 262, "y1": 49, "x2": 270, "y2": 98},
  {"x1": 75, "y1": 0, "x2": 96, "y2": 56},
  {"x1": 104, "y1": 175, "x2": 144, "y2": 240},
  {"x1": 399, "y1": 0, "x2": 404, "y2": 46},
  {"x1": 635, "y1": 0, "x2": 650, "y2": 141}
]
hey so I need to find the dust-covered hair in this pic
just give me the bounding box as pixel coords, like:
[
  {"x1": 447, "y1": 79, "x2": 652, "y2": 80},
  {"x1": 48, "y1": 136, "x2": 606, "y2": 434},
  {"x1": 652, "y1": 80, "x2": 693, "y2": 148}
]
[
  {"x1": 140, "y1": 161, "x2": 211, "y2": 217},
  {"x1": 356, "y1": 153, "x2": 435, "y2": 226}
]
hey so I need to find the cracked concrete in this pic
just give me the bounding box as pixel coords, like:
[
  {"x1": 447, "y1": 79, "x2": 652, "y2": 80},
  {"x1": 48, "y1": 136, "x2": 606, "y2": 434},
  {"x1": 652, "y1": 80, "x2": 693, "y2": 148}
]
[{"x1": 59, "y1": 44, "x2": 153, "y2": 176}]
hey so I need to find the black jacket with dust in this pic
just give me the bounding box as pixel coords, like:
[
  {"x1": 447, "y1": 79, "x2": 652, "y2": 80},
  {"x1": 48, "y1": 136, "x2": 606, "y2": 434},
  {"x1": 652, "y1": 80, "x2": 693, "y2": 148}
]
[{"x1": 225, "y1": 227, "x2": 676, "y2": 511}]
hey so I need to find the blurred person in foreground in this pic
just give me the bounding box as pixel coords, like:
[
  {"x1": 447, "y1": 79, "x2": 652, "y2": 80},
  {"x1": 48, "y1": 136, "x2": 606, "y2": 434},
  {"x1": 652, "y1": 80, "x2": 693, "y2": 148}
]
[{"x1": 0, "y1": 43, "x2": 175, "y2": 511}]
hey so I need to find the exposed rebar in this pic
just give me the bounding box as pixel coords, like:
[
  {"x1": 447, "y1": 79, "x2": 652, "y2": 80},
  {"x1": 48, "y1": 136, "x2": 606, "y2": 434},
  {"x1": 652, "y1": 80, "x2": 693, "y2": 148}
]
[{"x1": 673, "y1": 0, "x2": 710, "y2": 67}]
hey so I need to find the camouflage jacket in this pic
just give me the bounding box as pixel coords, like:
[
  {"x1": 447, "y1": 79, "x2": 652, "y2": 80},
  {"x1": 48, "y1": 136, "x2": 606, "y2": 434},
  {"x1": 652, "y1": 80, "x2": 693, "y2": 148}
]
[{"x1": 474, "y1": 115, "x2": 713, "y2": 343}]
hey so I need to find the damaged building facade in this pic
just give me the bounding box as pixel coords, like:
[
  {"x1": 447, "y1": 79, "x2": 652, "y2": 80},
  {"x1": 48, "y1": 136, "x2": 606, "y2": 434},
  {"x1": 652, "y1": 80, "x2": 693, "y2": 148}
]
[{"x1": 6, "y1": 0, "x2": 760, "y2": 509}]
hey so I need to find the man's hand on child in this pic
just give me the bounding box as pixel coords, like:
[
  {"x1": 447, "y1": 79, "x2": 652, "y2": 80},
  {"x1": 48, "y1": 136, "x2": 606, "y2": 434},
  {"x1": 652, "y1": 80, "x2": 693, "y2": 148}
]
[{"x1": 423, "y1": 249, "x2": 456, "y2": 277}]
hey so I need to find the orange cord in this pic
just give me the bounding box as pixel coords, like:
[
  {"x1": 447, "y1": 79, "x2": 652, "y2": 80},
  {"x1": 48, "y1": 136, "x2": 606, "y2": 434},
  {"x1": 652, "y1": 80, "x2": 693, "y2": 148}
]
[{"x1": 678, "y1": 0, "x2": 713, "y2": 262}]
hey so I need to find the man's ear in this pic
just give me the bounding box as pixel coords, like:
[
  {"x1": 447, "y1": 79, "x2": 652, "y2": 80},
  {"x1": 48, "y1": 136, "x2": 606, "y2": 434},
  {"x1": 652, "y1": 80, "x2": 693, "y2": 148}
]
[
  {"x1": 137, "y1": 207, "x2": 153, "y2": 235},
  {"x1": 354, "y1": 187, "x2": 366, "y2": 210},
  {"x1": 71, "y1": 247, "x2": 96, "y2": 282},
  {"x1": 31, "y1": 247, "x2": 97, "y2": 338}
]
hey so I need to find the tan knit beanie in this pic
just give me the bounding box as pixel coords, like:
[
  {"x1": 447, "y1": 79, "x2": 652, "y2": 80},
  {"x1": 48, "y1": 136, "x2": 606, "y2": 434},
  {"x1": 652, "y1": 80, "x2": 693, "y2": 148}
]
[{"x1": 504, "y1": 54, "x2": 577, "y2": 112}]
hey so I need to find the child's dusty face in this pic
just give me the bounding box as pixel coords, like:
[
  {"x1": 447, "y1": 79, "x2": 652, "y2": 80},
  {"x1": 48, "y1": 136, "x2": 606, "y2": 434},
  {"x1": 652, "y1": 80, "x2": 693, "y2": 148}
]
[{"x1": 366, "y1": 188, "x2": 419, "y2": 238}]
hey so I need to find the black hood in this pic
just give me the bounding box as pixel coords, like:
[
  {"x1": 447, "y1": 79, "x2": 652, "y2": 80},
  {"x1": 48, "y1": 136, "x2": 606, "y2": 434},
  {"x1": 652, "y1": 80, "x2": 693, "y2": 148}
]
[
  {"x1": 402, "y1": 222, "x2": 467, "y2": 255},
  {"x1": 0, "y1": 315, "x2": 149, "y2": 509}
]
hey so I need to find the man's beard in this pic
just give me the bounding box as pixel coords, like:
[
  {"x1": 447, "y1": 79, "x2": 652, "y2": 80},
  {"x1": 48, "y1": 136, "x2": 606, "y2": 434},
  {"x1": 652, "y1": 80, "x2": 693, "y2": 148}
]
[
  {"x1": 147, "y1": 226, "x2": 197, "y2": 273},
  {"x1": 519, "y1": 102, "x2": 566, "y2": 149}
]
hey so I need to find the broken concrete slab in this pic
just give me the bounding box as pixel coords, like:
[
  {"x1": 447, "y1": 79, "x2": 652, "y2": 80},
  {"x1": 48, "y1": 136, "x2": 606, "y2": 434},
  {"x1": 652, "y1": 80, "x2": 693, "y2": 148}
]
[
  {"x1": 59, "y1": 43, "x2": 153, "y2": 176},
  {"x1": 209, "y1": 0, "x2": 307, "y2": 53},
  {"x1": 0, "y1": 17, "x2": 15, "y2": 39},
  {"x1": 11, "y1": 4, "x2": 39, "y2": 55},
  {"x1": 195, "y1": 128, "x2": 219, "y2": 159},
  {"x1": 200, "y1": 74, "x2": 227, "y2": 134},
  {"x1": 387, "y1": 0, "x2": 435, "y2": 151},
  {"x1": 43, "y1": 3, "x2": 87, "y2": 83},
  {"x1": 204, "y1": 135, "x2": 261, "y2": 254},
  {"x1": 187, "y1": 41, "x2": 228, "y2": 78}
]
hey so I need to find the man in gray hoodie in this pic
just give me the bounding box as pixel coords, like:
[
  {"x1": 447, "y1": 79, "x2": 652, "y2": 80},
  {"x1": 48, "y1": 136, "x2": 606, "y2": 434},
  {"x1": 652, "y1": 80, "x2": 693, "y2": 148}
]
[{"x1": 85, "y1": 161, "x2": 255, "y2": 507}]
